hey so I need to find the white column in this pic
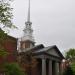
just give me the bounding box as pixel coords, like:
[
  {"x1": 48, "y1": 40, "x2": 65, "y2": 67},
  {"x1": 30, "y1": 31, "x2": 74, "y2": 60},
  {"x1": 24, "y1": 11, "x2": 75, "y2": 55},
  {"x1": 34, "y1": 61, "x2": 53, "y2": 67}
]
[
  {"x1": 55, "y1": 62, "x2": 59, "y2": 75},
  {"x1": 59, "y1": 62, "x2": 62, "y2": 75},
  {"x1": 48, "y1": 60, "x2": 52, "y2": 75},
  {"x1": 42, "y1": 59, "x2": 46, "y2": 75}
]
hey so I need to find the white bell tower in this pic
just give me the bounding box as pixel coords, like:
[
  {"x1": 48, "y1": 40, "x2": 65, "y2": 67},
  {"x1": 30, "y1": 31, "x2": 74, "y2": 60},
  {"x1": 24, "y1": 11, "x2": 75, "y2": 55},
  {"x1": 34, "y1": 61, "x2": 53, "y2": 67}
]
[{"x1": 20, "y1": 0, "x2": 35, "y2": 50}]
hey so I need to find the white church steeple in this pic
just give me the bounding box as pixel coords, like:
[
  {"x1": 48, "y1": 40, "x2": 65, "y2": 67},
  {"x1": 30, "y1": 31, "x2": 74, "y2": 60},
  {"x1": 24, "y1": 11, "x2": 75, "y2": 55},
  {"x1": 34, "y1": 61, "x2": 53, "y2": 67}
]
[{"x1": 21, "y1": 0, "x2": 35, "y2": 49}]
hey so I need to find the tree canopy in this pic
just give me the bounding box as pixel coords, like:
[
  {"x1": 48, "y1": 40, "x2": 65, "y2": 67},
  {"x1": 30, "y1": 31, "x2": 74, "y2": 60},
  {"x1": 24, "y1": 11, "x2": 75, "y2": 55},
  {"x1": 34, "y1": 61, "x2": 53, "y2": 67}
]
[
  {"x1": 63, "y1": 65, "x2": 74, "y2": 75},
  {"x1": 0, "y1": 28, "x2": 8, "y2": 57},
  {"x1": 4, "y1": 63, "x2": 25, "y2": 75},
  {"x1": 65, "y1": 48, "x2": 75, "y2": 62},
  {"x1": 0, "y1": 0, "x2": 16, "y2": 28},
  {"x1": 64, "y1": 48, "x2": 75, "y2": 75}
]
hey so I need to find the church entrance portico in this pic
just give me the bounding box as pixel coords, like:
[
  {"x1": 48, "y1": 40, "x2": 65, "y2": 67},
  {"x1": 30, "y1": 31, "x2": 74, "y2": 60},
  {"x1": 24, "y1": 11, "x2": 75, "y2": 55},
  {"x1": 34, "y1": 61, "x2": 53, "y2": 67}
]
[
  {"x1": 41, "y1": 59, "x2": 60, "y2": 75},
  {"x1": 33, "y1": 46, "x2": 64, "y2": 75},
  {"x1": 36, "y1": 58, "x2": 61, "y2": 75},
  {"x1": 41, "y1": 59, "x2": 61, "y2": 75},
  {"x1": 18, "y1": 44, "x2": 64, "y2": 75}
]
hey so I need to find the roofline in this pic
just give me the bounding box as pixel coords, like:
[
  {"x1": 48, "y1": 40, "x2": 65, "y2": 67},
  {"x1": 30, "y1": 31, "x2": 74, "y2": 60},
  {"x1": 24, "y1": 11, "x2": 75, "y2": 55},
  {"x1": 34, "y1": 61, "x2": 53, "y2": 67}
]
[
  {"x1": 54, "y1": 45, "x2": 65, "y2": 59},
  {"x1": 0, "y1": 28, "x2": 17, "y2": 40},
  {"x1": 8, "y1": 35, "x2": 17, "y2": 40},
  {"x1": 33, "y1": 45, "x2": 65, "y2": 59}
]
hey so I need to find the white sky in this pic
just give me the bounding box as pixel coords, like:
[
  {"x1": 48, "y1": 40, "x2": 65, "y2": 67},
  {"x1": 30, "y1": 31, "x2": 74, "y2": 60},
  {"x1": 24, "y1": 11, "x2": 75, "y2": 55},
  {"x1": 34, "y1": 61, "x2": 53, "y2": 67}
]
[{"x1": 9, "y1": 0, "x2": 75, "y2": 53}]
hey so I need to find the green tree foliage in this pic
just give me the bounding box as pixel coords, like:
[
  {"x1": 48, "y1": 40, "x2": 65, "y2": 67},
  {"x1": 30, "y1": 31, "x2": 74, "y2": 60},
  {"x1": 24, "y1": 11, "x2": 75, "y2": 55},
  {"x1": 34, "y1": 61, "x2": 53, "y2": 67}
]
[
  {"x1": 0, "y1": 29, "x2": 8, "y2": 73},
  {"x1": 65, "y1": 48, "x2": 75, "y2": 75},
  {"x1": 0, "y1": 28, "x2": 7, "y2": 43},
  {"x1": 0, "y1": 29, "x2": 25, "y2": 75},
  {"x1": 0, "y1": 0, "x2": 14, "y2": 28},
  {"x1": 63, "y1": 65, "x2": 74, "y2": 75},
  {"x1": 4, "y1": 63, "x2": 26, "y2": 75},
  {"x1": 66, "y1": 48, "x2": 75, "y2": 62},
  {"x1": 0, "y1": 49, "x2": 8, "y2": 57},
  {"x1": 71, "y1": 62, "x2": 75, "y2": 75},
  {"x1": 0, "y1": 28, "x2": 8, "y2": 57}
]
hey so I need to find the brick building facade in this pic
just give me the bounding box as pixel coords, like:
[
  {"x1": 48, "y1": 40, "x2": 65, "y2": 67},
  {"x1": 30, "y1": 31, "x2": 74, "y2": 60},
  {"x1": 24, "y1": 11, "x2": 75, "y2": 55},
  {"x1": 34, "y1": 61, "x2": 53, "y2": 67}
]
[{"x1": 0, "y1": 28, "x2": 17, "y2": 63}]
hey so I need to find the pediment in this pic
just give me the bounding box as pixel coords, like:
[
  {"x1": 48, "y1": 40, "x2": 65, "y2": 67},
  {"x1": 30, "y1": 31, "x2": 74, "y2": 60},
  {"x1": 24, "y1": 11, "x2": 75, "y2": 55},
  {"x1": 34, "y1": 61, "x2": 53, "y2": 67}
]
[
  {"x1": 46, "y1": 47, "x2": 62, "y2": 58},
  {"x1": 32, "y1": 45, "x2": 64, "y2": 59}
]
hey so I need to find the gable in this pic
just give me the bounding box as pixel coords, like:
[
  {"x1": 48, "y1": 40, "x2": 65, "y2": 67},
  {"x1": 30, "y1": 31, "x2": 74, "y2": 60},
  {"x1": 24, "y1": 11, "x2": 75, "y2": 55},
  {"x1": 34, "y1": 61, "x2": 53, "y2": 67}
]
[
  {"x1": 32, "y1": 45, "x2": 64, "y2": 59},
  {"x1": 46, "y1": 48, "x2": 61, "y2": 57}
]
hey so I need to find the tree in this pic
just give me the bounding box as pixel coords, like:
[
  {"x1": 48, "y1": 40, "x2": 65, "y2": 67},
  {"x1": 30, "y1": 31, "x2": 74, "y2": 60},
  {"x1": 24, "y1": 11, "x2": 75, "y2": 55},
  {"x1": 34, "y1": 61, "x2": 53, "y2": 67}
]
[
  {"x1": 0, "y1": 0, "x2": 12, "y2": 27},
  {"x1": 71, "y1": 62, "x2": 75, "y2": 75},
  {"x1": 0, "y1": 28, "x2": 7, "y2": 44},
  {"x1": 0, "y1": 28, "x2": 8, "y2": 74},
  {"x1": 0, "y1": 28, "x2": 8, "y2": 61},
  {"x1": 63, "y1": 65, "x2": 74, "y2": 75},
  {"x1": 65, "y1": 48, "x2": 75, "y2": 75},
  {"x1": 4, "y1": 63, "x2": 26, "y2": 75},
  {"x1": 0, "y1": 0, "x2": 14, "y2": 28},
  {"x1": 0, "y1": 28, "x2": 8, "y2": 57},
  {"x1": 0, "y1": 29, "x2": 26, "y2": 75},
  {"x1": 65, "y1": 48, "x2": 75, "y2": 62},
  {"x1": 0, "y1": 0, "x2": 17, "y2": 55}
]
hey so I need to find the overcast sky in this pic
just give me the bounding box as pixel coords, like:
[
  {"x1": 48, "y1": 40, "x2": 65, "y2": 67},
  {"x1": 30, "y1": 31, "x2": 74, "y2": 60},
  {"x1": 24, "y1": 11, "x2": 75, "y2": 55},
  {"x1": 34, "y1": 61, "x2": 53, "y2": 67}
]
[{"x1": 9, "y1": 0, "x2": 75, "y2": 52}]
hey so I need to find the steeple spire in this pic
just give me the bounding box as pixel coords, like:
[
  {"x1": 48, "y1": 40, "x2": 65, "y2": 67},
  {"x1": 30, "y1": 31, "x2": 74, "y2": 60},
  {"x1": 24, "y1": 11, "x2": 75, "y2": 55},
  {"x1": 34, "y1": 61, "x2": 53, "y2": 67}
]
[
  {"x1": 27, "y1": 0, "x2": 30, "y2": 22},
  {"x1": 25, "y1": 0, "x2": 32, "y2": 25}
]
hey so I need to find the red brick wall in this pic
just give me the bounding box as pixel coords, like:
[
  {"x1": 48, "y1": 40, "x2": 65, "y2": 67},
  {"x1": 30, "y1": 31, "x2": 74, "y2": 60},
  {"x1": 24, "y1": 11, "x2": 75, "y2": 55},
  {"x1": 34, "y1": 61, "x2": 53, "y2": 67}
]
[{"x1": 0, "y1": 36, "x2": 17, "y2": 63}]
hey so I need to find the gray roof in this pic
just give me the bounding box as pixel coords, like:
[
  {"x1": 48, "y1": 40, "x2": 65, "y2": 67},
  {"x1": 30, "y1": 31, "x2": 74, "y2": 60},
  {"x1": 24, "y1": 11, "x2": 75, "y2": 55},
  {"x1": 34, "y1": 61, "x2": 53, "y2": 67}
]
[
  {"x1": 33, "y1": 45, "x2": 56, "y2": 53},
  {"x1": 18, "y1": 44, "x2": 44, "y2": 54},
  {"x1": 33, "y1": 45, "x2": 64, "y2": 59},
  {"x1": 19, "y1": 44, "x2": 64, "y2": 59}
]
